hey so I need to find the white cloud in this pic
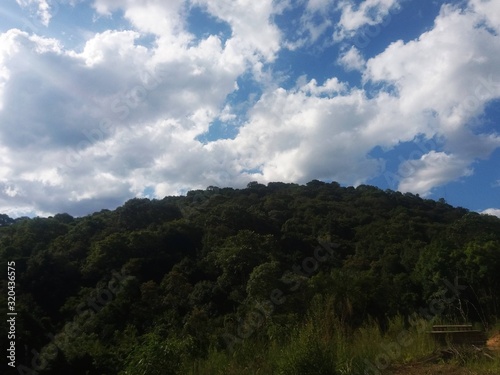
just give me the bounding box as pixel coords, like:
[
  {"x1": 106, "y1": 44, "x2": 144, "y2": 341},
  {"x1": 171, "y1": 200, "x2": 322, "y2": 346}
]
[
  {"x1": 481, "y1": 208, "x2": 500, "y2": 218},
  {"x1": 338, "y1": 46, "x2": 365, "y2": 71},
  {"x1": 469, "y1": 0, "x2": 500, "y2": 34},
  {"x1": 0, "y1": 1, "x2": 284, "y2": 216},
  {"x1": 221, "y1": 82, "x2": 386, "y2": 185},
  {"x1": 301, "y1": 77, "x2": 346, "y2": 96},
  {"x1": 397, "y1": 151, "x2": 473, "y2": 196},
  {"x1": 1, "y1": 0, "x2": 500, "y2": 217},
  {"x1": 335, "y1": 0, "x2": 401, "y2": 41},
  {"x1": 0, "y1": 29, "x2": 148, "y2": 150},
  {"x1": 93, "y1": 0, "x2": 187, "y2": 40},
  {"x1": 306, "y1": 0, "x2": 331, "y2": 13},
  {"x1": 293, "y1": 0, "x2": 402, "y2": 47},
  {"x1": 192, "y1": 0, "x2": 282, "y2": 65},
  {"x1": 364, "y1": 4, "x2": 500, "y2": 123},
  {"x1": 298, "y1": 0, "x2": 335, "y2": 44},
  {"x1": 364, "y1": 2, "x2": 500, "y2": 193},
  {"x1": 16, "y1": 0, "x2": 52, "y2": 26}
]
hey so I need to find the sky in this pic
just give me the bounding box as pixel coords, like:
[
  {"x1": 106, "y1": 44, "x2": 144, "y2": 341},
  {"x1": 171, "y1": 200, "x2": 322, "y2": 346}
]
[{"x1": 0, "y1": 0, "x2": 499, "y2": 218}]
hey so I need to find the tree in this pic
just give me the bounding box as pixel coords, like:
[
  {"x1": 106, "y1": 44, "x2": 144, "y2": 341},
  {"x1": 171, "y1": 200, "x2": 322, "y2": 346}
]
[
  {"x1": 0, "y1": 213, "x2": 14, "y2": 226},
  {"x1": 246, "y1": 261, "x2": 283, "y2": 301},
  {"x1": 210, "y1": 230, "x2": 275, "y2": 294},
  {"x1": 121, "y1": 332, "x2": 191, "y2": 375}
]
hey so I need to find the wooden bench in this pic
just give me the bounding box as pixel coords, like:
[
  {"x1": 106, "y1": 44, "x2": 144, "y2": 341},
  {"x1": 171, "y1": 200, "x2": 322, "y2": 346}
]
[{"x1": 429, "y1": 324, "x2": 487, "y2": 346}]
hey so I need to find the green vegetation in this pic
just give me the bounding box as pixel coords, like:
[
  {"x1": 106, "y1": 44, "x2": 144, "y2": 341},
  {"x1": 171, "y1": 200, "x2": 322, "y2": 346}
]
[{"x1": 1, "y1": 181, "x2": 499, "y2": 374}]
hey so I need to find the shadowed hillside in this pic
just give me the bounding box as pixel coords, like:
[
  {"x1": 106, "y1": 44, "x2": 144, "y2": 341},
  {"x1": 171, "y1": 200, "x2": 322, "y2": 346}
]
[{"x1": 1, "y1": 181, "x2": 499, "y2": 374}]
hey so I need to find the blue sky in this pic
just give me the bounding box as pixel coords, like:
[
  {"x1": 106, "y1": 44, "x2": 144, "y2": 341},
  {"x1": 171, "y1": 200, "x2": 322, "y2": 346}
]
[{"x1": 0, "y1": 0, "x2": 499, "y2": 218}]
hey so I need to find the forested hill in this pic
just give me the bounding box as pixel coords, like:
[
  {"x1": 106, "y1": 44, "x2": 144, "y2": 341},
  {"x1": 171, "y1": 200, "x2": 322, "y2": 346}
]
[{"x1": 1, "y1": 181, "x2": 500, "y2": 374}]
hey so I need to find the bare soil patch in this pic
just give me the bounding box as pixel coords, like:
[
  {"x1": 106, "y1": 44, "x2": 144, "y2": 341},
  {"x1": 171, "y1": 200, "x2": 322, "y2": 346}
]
[{"x1": 486, "y1": 331, "x2": 500, "y2": 350}]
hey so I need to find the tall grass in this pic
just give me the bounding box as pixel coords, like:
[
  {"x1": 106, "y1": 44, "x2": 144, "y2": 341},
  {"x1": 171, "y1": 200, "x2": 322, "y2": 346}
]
[
  {"x1": 465, "y1": 352, "x2": 500, "y2": 375},
  {"x1": 461, "y1": 318, "x2": 500, "y2": 374},
  {"x1": 188, "y1": 297, "x2": 442, "y2": 374}
]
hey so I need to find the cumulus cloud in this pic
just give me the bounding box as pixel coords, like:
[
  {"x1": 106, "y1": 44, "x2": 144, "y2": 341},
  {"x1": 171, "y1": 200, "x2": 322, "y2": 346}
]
[
  {"x1": 222, "y1": 81, "x2": 384, "y2": 185},
  {"x1": 469, "y1": 0, "x2": 500, "y2": 34},
  {"x1": 365, "y1": 4, "x2": 500, "y2": 122},
  {"x1": 0, "y1": 1, "x2": 284, "y2": 216},
  {"x1": 192, "y1": 0, "x2": 282, "y2": 62},
  {"x1": 296, "y1": 0, "x2": 336, "y2": 44},
  {"x1": 338, "y1": 46, "x2": 365, "y2": 71},
  {"x1": 334, "y1": 0, "x2": 401, "y2": 41},
  {"x1": 397, "y1": 151, "x2": 473, "y2": 196},
  {"x1": 0, "y1": 29, "x2": 149, "y2": 150},
  {"x1": 364, "y1": 1, "x2": 500, "y2": 192},
  {"x1": 294, "y1": 0, "x2": 402, "y2": 45},
  {"x1": 93, "y1": 0, "x2": 187, "y2": 40},
  {"x1": 1, "y1": 0, "x2": 500, "y2": 217}
]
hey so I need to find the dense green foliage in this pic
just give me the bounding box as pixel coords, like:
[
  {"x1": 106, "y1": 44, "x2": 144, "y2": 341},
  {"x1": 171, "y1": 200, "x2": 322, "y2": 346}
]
[{"x1": 1, "y1": 181, "x2": 499, "y2": 374}]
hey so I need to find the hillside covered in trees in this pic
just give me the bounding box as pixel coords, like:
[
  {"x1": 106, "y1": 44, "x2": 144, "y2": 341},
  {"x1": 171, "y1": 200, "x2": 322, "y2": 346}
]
[{"x1": 1, "y1": 181, "x2": 499, "y2": 374}]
